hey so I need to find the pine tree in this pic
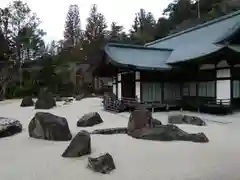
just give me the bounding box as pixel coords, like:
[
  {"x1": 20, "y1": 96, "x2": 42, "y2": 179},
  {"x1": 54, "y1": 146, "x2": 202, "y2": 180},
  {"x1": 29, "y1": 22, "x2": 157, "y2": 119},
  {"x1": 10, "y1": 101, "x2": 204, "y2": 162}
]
[
  {"x1": 109, "y1": 22, "x2": 123, "y2": 42},
  {"x1": 0, "y1": 30, "x2": 9, "y2": 60},
  {"x1": 85, "y1": 4, "x2": 107, "y2": 42},
  {"x1": 64, "y1": 4, "x2": 82, "y2": 48},
  {"x1": 130, "y1": 9, "x2": 156, "y2": 44}
]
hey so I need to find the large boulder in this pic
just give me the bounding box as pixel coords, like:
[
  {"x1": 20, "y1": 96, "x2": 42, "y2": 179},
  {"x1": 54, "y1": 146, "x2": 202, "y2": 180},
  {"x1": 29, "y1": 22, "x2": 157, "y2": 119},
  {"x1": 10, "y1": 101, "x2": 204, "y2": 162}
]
[
  {"x1": 0, "y1": 117, "x2": 22, "y2": 138},
  {"x1": 28, "y1": 112, "x2": 72, "y2": 141},
  {"x1": 168, "y1": 114, "x2": 206, "y2": 126},
  {"x1": 35, "y1": 89, "x2": 56, "y2": 109},
  {"x1": 77, "y1": 112, "x2": 103, "y2": 127},
  {"x1": 131, "y1": 124, "x2": 209, "y2": 143},
  {"x1": 88, "y1": 153, "x2": 116, "y2": 174},
  {"x1": 62, "y1": 130, "x2": 91, "y2": 157},
  {"x1": 127, "y1": 110, "x2": 208, "y2": 143},
  {"x1": 20, "y1": 96, "x2": 34, "y2": 107},
  {"x1": 127, "y1": 109, "x2": 153, "y2": 134}
]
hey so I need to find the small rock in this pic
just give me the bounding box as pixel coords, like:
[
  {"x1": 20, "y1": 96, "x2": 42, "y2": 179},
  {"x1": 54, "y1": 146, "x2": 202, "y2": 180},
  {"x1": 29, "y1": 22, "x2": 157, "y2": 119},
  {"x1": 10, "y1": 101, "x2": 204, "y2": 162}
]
[
  {"x1": 20, "y1": 96, "x2": 34, "y2": 107},
  {"x1": 168, "y1": 114, "x2": 184, "y2": 124},
  {"x1": 183, "y1": 115, "x2": 206, "y2": 126},
  {"x1": 0, "y1": 117, "x2": 22, "y2": 138},
  {"x1": 62, "y1": 130, "x2": 91, "y2": 157},
  {"x1": 77, "y1": 112, "x2": 103, "y2": 127},
  {"x1": 168, "y1": 114, "x2": 206, "y2": 126},
  {"x1": 75, "y1": 94, "x2": 85, "y2": 101},
  {"x1": 88, "y1": 153, "x2": 116, "y2": 174}
]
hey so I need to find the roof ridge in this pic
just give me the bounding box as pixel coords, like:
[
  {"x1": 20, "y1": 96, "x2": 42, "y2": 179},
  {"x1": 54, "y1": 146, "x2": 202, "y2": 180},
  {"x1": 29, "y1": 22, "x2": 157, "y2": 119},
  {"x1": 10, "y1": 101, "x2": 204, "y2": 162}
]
[
  {"x1": 106, "y1": 43, "x2": 173, "y2": 51},
  {"x1": 146, "y1": 10, "x2": 240, "y2": 46}
]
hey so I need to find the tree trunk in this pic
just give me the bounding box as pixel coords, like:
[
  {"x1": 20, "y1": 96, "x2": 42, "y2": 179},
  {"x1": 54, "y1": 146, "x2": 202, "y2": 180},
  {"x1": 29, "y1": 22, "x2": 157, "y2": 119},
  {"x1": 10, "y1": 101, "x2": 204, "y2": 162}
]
[
  {"x1": 0, "y1": 64, "x2": 15, "y2": 100},
  {"x1": 1, "y1": 82, "x2": 7, "y2": 100},
  {"x1": 27, "y1": 48, "x2": 30, "y2": 60},
  {"x1": 16, "y1": 40, "x2": 22, "y2": 88}
]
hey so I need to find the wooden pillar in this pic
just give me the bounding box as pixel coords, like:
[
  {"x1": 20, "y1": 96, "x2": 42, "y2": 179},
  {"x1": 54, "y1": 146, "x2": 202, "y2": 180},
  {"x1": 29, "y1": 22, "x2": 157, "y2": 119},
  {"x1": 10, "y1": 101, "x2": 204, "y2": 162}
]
[
  {"x1": 116, "y1": 75, "x2": 118, "y2": 98},
  {"x1": 162, "y1": 82, "x2": 164, "y2": 103},
  {"x1": 196, "y1": 65, "x2": 199, "y2": 102}
]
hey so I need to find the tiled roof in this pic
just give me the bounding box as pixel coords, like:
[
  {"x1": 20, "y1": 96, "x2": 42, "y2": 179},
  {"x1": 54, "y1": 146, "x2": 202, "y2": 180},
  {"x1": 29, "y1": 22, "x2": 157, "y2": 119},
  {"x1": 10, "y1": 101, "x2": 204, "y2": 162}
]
[
  {"x1": 105, "y1": 43, "x2": 172, "y2": 70},
  {"x1": 146, "y1": 10, "x2": 240, "y2": 64},
  {"x1": 104, "y1": 11, "x2": 240, "y2": 69}
]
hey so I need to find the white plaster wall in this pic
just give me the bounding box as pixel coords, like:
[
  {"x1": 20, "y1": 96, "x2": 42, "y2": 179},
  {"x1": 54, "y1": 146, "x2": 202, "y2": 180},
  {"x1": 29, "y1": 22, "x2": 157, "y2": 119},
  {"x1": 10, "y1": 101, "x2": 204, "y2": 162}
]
[
  {"x1": 216, "y1": 80, "x2": 231, "y2": 104},
  {"x1": 118, "y1": 73, "x2": 121, "y2": 81},
  {"x1": 113, "y1": 84, "x2": 116, "y2": 95},
  {"x1": 217, "y1": 69, "x2": 230, "y2": 78},
  {"x1": 216, "y1": 68, "x2": 231, "y2": 104},
  {"x1": 136, "y1": 82, "x2": 140, "y2": 101},
  {"x1": 118, "y1": 83, "x2": 122, "y2": 99},
  {"x1": 135, "y1": 72, "x2": 140, "y2": 80}
]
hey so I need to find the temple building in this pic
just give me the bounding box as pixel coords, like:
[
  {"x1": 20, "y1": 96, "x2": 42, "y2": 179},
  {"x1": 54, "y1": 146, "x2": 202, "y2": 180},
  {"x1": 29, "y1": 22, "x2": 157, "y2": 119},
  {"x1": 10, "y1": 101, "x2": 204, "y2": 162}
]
[{"x1": 96, "y1": 10, "x2": 240, "y2": 113}]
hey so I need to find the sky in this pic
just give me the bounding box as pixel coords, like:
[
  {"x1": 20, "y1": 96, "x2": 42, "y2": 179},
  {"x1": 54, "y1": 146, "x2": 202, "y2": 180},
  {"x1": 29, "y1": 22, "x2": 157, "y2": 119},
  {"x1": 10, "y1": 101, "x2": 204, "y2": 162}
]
[{"x1": 1, "y1": 0, "x2": 170, "y2": 43}]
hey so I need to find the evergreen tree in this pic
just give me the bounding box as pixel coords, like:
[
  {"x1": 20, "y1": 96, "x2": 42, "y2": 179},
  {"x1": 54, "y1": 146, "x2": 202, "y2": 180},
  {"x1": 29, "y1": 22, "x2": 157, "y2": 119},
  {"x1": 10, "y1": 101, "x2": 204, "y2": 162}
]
[
  {"x1": 81, "y1": 4, "x2": 108, "y2": 65},
  {"x1": 85, "y1": 4, "x2": 107, "y2": 42},
  {"x1": 46, "y1": 40, "x2": 57, "y2": 55},
  {"x1": 0, "y1": 0, "x2": 45, "y2": 89},
  {"x1": 0, "y1": 30, "x2": 9, "y2": 61},
  {"x1": 109, "y1": 22, "x2": 124, "y2": 42},
  {"x1": 154, "y1": 17, "x2": 172, "y2": 40},
  {"x1": 161, "y1": 0, "x2": 240, "y2": 35},
  {"x1": 64, "y1": 4, "x2": 82, "y2": 48},
  {"x1": 130, "y1": 9, "x2": 156, "y2": 44}
]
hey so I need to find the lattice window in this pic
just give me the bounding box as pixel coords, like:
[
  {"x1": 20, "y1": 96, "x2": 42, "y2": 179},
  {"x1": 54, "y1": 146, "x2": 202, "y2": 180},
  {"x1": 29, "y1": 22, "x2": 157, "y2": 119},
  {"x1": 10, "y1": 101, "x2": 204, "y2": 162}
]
[
  {"x1": 198, "y1": 81, "x2": 215, "y2": 97},
  {"x1": 233, "y1": 80, "x2": 240, "y2": 98}
]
